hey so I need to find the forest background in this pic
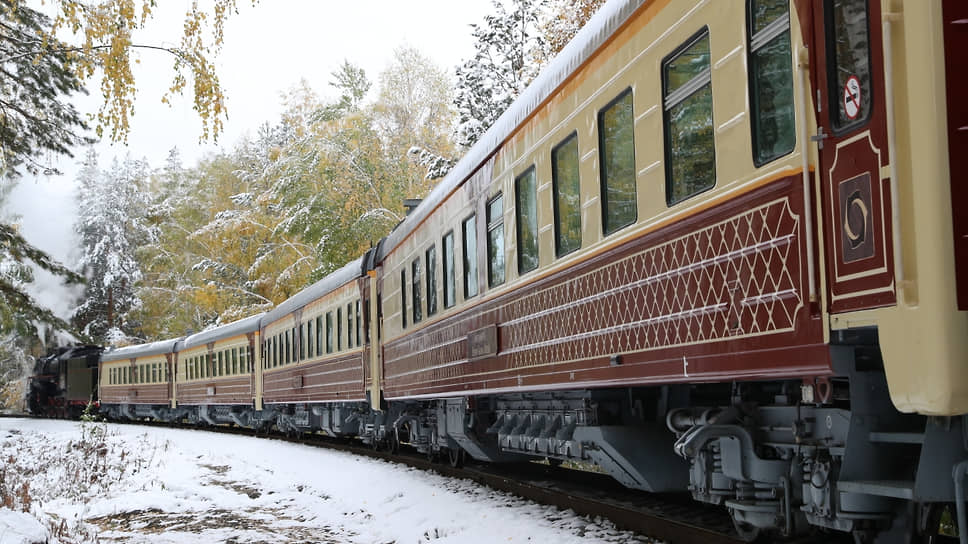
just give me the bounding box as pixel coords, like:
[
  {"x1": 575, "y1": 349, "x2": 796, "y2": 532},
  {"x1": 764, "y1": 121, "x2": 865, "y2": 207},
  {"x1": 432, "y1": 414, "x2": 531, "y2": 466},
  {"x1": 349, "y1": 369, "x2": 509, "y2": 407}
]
[{"x1": 0, "y1": 0, "x2": 606, "y2": 404}]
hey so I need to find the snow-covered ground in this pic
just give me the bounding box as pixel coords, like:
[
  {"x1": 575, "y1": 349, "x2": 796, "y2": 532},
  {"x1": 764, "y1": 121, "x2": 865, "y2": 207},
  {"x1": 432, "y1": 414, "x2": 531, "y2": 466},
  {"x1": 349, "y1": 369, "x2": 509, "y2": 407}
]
[{"x1": 0, "y1": 418, "x2": 654, "y2": 544}]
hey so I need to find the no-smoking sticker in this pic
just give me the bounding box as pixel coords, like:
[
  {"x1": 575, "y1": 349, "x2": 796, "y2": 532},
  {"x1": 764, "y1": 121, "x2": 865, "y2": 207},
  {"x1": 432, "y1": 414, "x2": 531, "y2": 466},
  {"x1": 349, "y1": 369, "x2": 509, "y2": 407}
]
[{"x1": 843, "y1": 75, "x2": 862, "y2": 120}]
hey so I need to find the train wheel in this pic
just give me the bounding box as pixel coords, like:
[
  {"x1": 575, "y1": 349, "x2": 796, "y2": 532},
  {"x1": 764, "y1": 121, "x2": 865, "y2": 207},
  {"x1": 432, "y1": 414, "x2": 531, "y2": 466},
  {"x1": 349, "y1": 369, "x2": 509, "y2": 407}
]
[
  {"x1": 448, "y1": 448, "x2": 465, "y2": 468},
  {"x1": 732, "y1": 518, "x2": 761, "y2": 543}
]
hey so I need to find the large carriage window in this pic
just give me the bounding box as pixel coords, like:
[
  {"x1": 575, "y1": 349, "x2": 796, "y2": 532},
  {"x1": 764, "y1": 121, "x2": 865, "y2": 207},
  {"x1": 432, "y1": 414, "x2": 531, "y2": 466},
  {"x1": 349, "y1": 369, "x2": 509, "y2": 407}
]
[
  {"x1": 443, "y1": 231, "x2": 456, "y2": 308},
  {"x1": 412, "y1": 258, "x2": 423, "y2": 323},
  {"x1": 462, "y1": 215, "x2": 479, "y2": 298},
  {"x1": 825, "y1": 0, "x2": 871, "y2": 130},
  {"x1": 749, "y1": 0, "x2": 795, "y2": 165},
  {"x1": 326, "y1": 312, "x2": 334, "y2": 354},
  {"x1": 599, "y1": 89, "x2": 636, "y2": 233},
  {"x1": 487, "y1": 193, "x2": 506, "y2": 286},
  {"x1": 516, "y1": 168, "x2": 539, "y2": 274},
  {"x1": 400, "y1": 269, "x2": 408, "y2": 329},
  {"x1": 553, "y1": 133, "x2": 581, "y2": 256},
  {"x1": 664, "y1": 30, "x2": 715, "y2": 205},
  {"x1": 426, "y1": 247, "x2": 437, "y2": 316}
]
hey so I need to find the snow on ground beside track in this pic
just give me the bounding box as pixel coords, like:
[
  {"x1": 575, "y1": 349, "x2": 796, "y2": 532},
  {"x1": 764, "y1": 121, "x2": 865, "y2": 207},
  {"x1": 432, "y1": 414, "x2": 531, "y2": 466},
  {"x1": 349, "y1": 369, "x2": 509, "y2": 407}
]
[{"x1": 0, "y1": 418, "x2": 654, "y2": 544}]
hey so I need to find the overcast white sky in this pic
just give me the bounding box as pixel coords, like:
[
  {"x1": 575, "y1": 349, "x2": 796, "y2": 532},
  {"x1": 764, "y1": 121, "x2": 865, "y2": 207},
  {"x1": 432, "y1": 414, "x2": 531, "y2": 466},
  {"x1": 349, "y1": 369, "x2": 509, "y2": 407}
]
[{"x1": 9, "y1": 0, "x2": 492, "y2": 319}]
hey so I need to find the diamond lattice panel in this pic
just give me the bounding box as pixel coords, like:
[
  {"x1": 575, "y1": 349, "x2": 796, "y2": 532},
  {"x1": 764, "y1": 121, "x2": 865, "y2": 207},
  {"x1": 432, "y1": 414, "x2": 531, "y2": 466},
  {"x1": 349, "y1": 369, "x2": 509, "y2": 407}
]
[{"x1": 501, "y1": 197, "x2": 802, "y2": 368}]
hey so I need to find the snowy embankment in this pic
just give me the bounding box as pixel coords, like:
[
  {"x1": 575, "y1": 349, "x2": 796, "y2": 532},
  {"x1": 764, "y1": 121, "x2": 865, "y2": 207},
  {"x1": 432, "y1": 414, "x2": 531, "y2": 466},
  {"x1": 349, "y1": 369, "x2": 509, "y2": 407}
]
[{"x1": 0, "y1": 419, "x2": 654, "y2": 543}]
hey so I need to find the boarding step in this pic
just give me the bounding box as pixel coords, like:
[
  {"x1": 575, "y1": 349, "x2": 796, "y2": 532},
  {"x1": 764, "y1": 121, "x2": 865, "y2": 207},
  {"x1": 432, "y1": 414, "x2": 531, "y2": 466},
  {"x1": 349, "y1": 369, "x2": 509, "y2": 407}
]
[
  {"x1": 838, "y1": 480, "x2": 915, "y2": 500},
  {"x1": 868, "y1": 431, "x2": 924, "y2": 444}
]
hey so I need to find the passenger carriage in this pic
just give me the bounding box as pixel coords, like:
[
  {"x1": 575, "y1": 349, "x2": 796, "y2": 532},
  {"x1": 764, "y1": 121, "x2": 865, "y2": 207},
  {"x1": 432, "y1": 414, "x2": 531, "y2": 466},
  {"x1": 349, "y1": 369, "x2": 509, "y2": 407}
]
[
  {"x1": 99, "y1": 339, "x2": 180, "y2": 421},
  {"x1": 174, "y1": 314, "x2": 262, "y2": 426},
  {"x1": 255, "y1": 257, "x2": 371, "y2": 435}
]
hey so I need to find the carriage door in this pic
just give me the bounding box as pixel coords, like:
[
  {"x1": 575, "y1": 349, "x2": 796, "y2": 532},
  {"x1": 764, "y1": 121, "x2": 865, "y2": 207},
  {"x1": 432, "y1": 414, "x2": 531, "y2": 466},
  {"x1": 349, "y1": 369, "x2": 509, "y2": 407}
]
[{"x1": 811, "y1": 0, "x2": 895, "y2": 313}]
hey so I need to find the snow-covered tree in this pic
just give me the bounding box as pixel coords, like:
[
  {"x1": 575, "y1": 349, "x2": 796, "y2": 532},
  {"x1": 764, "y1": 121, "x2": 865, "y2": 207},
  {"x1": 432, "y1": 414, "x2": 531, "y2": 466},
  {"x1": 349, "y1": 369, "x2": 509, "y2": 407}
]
[
  {"x1": 454, "y1": 0, "x2": 546, "y2": 148},
  {"x1": 375, "y1": 46, "x2": 457, "y2": 180},
  {"x1": 538, "y1": 0, "x2": 608, "y2": 63},
  {"x1": 72, "y1": 151, "x2": 148, "y2": 345}
]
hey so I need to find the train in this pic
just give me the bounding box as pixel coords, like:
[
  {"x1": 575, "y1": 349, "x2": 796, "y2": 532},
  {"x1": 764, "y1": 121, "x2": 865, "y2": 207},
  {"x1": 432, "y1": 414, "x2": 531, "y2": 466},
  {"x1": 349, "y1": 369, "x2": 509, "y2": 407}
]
[
  {"x1": 26, "y1": 344, "x2": 102, "y2": 418},
  {"x1": 28, "y1": 0, "x2": 968, "y2": 541}
]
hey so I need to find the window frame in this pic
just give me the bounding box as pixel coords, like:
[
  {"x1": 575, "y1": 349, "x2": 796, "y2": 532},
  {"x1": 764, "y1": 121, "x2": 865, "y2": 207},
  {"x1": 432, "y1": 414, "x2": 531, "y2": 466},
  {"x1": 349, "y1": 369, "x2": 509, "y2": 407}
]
[
  {"x1": 411, "y1": 257, "x2": 423, "y2": 324},
  {"x1": 662, "y1": 29, "x2": 716, "y2": 206},
  {"x1": 400, "y1": 269, "x2": 408, "y2": 329},
  {"x1": 747, "y1": 0, "x2": 796, "y2": 166},
  {"x1": 337, "y1": 307, "x2": 343, "y2": 351},
  {"x1": 356, "y1": 299, "x2": 362, "y2": 347},
  {"x1": 552, "y1": 132, "x2": 582, "y2": 257},
  {"x1": 486, "y1": 192, "x2": 506, "y2": 287},
  {"x1": 822, "y1": 0, "x2": 874, "y2": 135},
  {"x1": 442, "y1": 231, "x2": 456, "y2": 309},
  {"x1": 598, "y1": 87, "x2": 638, "y2": 234},
  {"x1": 347, "y1": 302, "x2": 354, "y2": 348},
  {"x1": 515, "y1": 166, "x2": 540, "y2": 275},
  {"x1": 462, "y1": 214, "x2": 479, "y2": 299},
  {"x1": 426, "y1": 246, "x2": 437, "y2": 317}
]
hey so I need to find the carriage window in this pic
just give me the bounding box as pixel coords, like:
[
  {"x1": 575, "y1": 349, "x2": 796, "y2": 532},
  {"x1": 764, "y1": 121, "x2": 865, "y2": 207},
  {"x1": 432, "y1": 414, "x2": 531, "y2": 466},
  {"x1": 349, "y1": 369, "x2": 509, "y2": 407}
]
[
  {"x1": 749, "y1": 0, "x2": 795, "y2": 165},
  {"x1": 400, "y1": 269, "x2": 408, "y2": 329},
  {"x1": 286, "y1": 329, "x2": 292, "y2": 364},
  {"x1": 347, "y1": 303, "x2": 354, "y2": 348},
  {"x1": 356, "y1": 299, "x2": 362, "y2": 347},
  {"x1": 299, "y1": 323, "x2": 306, "y2": 360},
  {"x1": 307, "y1": 319, "x2": 314, "y2": 359},
  {"x1": 599, "y1": 89, "x2": 637, "y2": 232},
  {"x1": 316, "y1": 316, "x2": 323, "y2": 355},
  {"x1": 337, "y1": 308, "x2": 343, "y2": 351},
  {"x1": 232, "y1": 348, "x2": 239, "y2": 374},
  {"x1": 515, "y1": 169, "x2": 539, "y2": 274},
  {"x1": 426, "y1": 247, "x2": 438, "y2": 316},
  {"x1": 411, "y1": 258, "x2": 423, "y2": 323},
  {"x1": 326, "y1": 312, "x2": 334, "y2": 353},
  {"x1": 553, "y1": 133, "x2": 582, "y2": 256},
  {"x1": 463, "y1": 215, "x2": 479, "y2": 298},
  {"x1": 664, "y1": 30, "x2": 715, "y2": 205},
  {"x1": 825, "y1": 0, "x2": 871, "y2": 130},
  {"x1": 443, "y1": 231, "x2": 456, "y2": 308},
  {"x1": 487, "y1": 193, "x2": 506, "y2": 286}
]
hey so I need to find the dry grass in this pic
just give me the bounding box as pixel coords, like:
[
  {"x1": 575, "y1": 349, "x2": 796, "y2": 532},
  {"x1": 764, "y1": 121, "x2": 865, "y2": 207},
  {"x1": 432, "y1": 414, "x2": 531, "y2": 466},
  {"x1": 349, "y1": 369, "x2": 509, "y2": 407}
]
[{"x1": 0, "y1": 420, "x2": 166, "y2": 543}]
